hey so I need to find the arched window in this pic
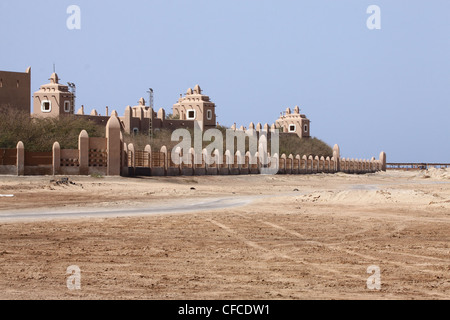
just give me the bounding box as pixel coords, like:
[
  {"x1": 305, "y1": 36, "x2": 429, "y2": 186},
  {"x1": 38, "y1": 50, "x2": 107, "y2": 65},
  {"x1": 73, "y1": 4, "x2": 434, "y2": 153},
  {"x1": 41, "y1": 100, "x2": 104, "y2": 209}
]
[
  {"x1": 16, "y1": 80, "x2": 19, "y2": 88},
  {"x1": 0, "y1": 78, "x2": 3, "y2": 88},
  {"x1": 133, "y1": 128, "x2": 139, "y2": 135},
  {"x1": 207, "y1": 110, "x2": 212, "y2": 120}
]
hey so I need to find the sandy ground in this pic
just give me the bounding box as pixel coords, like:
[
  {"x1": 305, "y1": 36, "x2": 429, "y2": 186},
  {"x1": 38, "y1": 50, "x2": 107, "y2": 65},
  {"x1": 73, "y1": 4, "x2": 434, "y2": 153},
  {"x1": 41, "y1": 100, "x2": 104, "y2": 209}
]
[{"x1": 0, "y1": 169, "x2": 449, "y2": 300}]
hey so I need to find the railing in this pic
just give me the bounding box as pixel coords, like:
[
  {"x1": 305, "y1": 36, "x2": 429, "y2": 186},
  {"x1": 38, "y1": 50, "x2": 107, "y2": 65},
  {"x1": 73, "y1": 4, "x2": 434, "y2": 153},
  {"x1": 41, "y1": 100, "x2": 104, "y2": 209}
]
[
  {"x1": 152, "y1": 152, "x2": 165, "y2": 168},
  {"x1": 89, "y1": 149, "x2": 107, "y2": 167},
  {"x1": 61, "y1": 149, "x2": 79, "y2": 167},
  {"x1": 135, "y1": 150, "x2": 150, "y2": 167},
  {"x1": 387, "y1": 163, "x2": 450, "y2": 171}
]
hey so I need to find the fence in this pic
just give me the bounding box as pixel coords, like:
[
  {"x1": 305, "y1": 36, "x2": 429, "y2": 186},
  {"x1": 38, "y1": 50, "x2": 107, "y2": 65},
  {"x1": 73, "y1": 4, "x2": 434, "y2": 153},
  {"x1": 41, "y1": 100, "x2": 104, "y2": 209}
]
[
  {"x1": 1, "y1": 124, "x2": 390, "y2": 178},
  {"x1": 0, "y1": 115, "x2": 123, "y2": 176},
  {"x1": 124, "y1": 144, "x2": 387, "y2": 177},
  {"x1": 387, "y1": 163, "x2": 450, "y2": 171}
]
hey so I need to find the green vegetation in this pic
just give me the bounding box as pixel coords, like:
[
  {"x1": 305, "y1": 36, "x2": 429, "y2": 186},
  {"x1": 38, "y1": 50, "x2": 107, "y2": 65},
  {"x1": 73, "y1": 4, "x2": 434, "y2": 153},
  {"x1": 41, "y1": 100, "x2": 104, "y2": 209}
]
[
  {"x1": 0, "y1": 109, "x2": 104, "y2": 152},
  {"x1": 1, "y1": 109, "x2": 332, "y2": 157},
  {"x1": 125, "y1": 127, "x2": 332, "y2": 158},
  {"x1": 90, "y1": 173, "x2": 104, "y2": 179},
  {"x1": 278, "y1": 134, "x2": 332, "y2": 157},
  {"x1": 166, "y1": 113, "x2": 180, "y2": 120}
]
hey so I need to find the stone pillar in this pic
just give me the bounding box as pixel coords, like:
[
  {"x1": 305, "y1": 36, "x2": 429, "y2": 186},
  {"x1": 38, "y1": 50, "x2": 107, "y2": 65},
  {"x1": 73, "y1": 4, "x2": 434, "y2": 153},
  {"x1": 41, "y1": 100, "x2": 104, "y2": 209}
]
[
  {"x1": 379, "y1": 151, "x2": 387, "y2": 172},
  {"x1": 79, "y1": 130, "x2": 89, "y2": 175},
  {"x1": 256, "y1": 123, "x2": 262, "y2": 133},
  {"x1": 333, "y1": 144, "x2": 340, "y2": 172},
  {"x1": 16, "y1": 141, "x2": 24, "y2": 176},
  {"x1": 52, "y1": 142, "x2": 61, "y2": 176},
  {"x1": 236, "y1": 151, "x2": 242, "y2": 173},
  {"x1": 77, "y1": 105, "x2": 85, "y2": 115},
  {"x1": 160, "y1": 146, "x2": 168, "y2": 175},
  {"x1": 123, "y1": 106, "x2": 132, "y2": 135},
  {"x1": 144, "y1": 145, "x2": 152, "y2": 168},
  {"x1": 128, "y1": 143, "x2": 135, "y2": 168},
  {"x1": 106, "y1": 116, "x2": 121, "y2": 176},
  {"x1": 225, "y1": 150, "x2": 232, "y2": 168},
  {"x1": 122, "y1": 143, "x2": 129, "y2": 177},
  {"x1": 314, "y1": 156, "x2": 320, "y2": 173}
]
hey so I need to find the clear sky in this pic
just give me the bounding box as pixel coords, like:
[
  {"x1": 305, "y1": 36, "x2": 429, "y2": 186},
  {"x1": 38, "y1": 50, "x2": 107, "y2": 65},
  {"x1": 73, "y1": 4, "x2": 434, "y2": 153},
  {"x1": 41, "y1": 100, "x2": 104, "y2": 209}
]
[{"x1": 1, "y1": 0, "x2": 449, "y2": 162}]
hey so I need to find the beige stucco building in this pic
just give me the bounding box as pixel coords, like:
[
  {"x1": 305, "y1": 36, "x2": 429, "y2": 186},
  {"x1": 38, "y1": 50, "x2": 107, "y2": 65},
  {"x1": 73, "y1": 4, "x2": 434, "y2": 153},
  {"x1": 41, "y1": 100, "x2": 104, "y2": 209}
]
[
  {"x1": 2, "y1": 69, "x2": 311, "y2": 138},
  {"x1": 33, "y1": 73, "x2": 75, "y2": 117},
  {"x1": 118, "y1": 84, "x2": 217, "y2": 134},
  {"x1": 275, "y1": 106, "x2": 311, "y2": 138},
  {"x1": 172, "y1": 85, "x2": 217, "y2": 131},
  {"x1": 31, "y1": 72, "x2": 218, "y2": 135}
]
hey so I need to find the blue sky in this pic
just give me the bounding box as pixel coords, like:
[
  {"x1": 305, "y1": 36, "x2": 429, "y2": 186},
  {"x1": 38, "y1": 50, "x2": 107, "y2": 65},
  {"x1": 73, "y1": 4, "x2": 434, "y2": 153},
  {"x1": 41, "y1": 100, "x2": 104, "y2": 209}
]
[{"x1": 1, "y1": 0, "x2": 449, "y2": 162}]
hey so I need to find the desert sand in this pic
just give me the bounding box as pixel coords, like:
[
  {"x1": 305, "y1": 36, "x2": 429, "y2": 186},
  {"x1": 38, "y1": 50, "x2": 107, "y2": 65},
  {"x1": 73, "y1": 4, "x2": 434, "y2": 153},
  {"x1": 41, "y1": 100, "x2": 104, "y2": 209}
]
[{"x1": 0, "y1": 169, "x2": 449, "y2": 300}]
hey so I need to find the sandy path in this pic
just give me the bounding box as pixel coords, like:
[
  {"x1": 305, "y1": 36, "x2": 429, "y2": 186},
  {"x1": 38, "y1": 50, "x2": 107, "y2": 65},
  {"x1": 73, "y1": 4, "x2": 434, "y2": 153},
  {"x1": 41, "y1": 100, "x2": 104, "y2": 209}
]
[{"x1": 0, "y1": 196, "x2": 255, "y2": 222}]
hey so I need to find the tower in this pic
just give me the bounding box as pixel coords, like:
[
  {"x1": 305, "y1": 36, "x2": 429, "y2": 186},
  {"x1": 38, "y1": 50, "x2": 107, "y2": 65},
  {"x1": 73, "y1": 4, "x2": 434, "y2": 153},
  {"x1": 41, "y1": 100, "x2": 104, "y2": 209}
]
[
  {"x1": 33, "y1": 73, "x2": 74, "y2": 117},
  {"x1": 275, "y1": 105, "x2": 311, "y2": 138},
  {"x1": 172, "y1": 84, "x2": 216, "y2": 130}
]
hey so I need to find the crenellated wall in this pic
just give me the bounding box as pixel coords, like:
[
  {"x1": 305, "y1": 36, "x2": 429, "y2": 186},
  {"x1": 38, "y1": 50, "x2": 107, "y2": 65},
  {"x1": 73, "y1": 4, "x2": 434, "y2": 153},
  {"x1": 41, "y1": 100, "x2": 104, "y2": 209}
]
[
  {"x1": 0, "y1": 123, "x2": 386, "y2": 178},
  {"x1": 125, "y1": 143, "x2": 386, "y2": 177}
]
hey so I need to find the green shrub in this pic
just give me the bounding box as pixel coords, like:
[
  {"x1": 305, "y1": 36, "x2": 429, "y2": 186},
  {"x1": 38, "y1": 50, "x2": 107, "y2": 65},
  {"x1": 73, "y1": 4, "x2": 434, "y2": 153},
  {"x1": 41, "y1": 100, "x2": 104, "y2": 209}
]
[
  {"x1": 0, "y1": 109, "x2": 104, "y2": 151},
  {"x1": 125, "y1": 127, "x2": 332, "y2": 158},
  {"x1": 1, "y1": 108, "x2": 331, "y2": 157}
]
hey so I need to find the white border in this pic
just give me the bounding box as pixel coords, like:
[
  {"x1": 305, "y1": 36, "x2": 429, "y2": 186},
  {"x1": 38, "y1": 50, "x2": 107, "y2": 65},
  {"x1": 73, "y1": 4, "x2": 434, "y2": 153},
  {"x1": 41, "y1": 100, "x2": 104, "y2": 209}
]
[
  {"x1": 41, "y1": 100, "x2": 52, "y2": 113},
  {"x1": 187, "y1": 109, "x2": 196, "y2": 120},
  {"x1": 64, "y1": 101, "x2": 71, "y2": 113},
  {"x1": 289, "y1": 124, "x2": 296, "y2": 133}
]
